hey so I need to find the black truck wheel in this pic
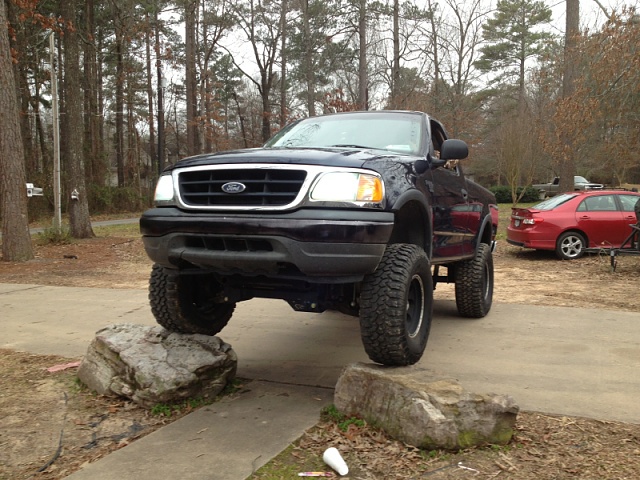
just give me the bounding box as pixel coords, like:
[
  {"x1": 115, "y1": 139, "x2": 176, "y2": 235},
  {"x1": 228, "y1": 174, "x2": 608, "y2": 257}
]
[
  {"x1": 455, "y1": 243, "x2": 494, "y2": 318},
  {"x1": 359, "y1": 244, "x2": 433, "y2": 366},
  {"x1": 149, "y1": 264, "x2": 235, "y2": 335}
]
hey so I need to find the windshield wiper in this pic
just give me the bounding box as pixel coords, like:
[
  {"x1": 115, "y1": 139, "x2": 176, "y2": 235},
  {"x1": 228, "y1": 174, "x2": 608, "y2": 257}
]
[{"x1": 330, "y1": 144, "x2": 371, "y2": 149}]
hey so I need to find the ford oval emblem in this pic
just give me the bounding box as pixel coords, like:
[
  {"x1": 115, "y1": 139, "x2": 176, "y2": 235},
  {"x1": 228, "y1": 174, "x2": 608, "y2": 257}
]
[{"x1": 221, "y1": 182, "x2": 246, "y2": 194}]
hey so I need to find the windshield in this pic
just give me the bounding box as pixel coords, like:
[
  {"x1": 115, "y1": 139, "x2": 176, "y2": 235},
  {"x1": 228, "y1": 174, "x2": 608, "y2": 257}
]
[
  {"x1": 574, "y1": 176, "x2": 589, "y2": 183},
  {"x1": 532, "y1": 193, "x2": 577, "y2": 210},
  {"x1": 265, "y1": 112, "x2": 424, "y2": 156}
]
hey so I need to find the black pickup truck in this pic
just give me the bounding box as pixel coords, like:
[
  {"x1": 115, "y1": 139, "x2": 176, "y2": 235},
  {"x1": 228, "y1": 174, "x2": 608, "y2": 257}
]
[{"x1": 140, "y1": 110, "x2": 497, "y2": 366}]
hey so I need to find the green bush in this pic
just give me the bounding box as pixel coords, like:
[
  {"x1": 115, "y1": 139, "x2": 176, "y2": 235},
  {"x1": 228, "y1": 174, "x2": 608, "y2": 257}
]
[
  {"x1": 489, "y1": 185, "x2": 511, "y2": 203},
  {"x1": 36, "y1": 226, "x2": 71, "y2": 245},
  {"x1": 489, "y1": 185, "x2": 540, "y2": 203}
]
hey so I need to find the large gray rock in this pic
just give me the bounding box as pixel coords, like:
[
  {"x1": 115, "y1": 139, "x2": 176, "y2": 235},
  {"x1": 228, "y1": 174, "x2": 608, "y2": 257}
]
[
  {"x1": 78, "y1": 324, "x2": 237, "y2": 407},
  {"x1": 334, "y1": 363, "x2": 519, "y2": 450}
]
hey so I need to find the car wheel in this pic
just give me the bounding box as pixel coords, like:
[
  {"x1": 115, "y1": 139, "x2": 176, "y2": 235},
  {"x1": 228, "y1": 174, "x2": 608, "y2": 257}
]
[
  {"x1": 359, "y1": 244, "x2": 433, "y2": 366},
  {"x1": 149, "y1": 264, "x2": 235, "y2": 335},
  {"x1": 556, "y1": 231, "x2": 586, "y2": 260},
  {"x1": 454, "y1": 243, "x2": 494, "y2": 318}
]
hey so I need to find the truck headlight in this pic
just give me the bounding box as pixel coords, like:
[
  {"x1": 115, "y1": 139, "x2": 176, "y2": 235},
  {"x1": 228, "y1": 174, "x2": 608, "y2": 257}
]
[
  {"x1": 154, "y1": 174, "x2": 176, "y2": 205},
  {"x1": 310, "y1": 172, "x2": 383, "y2": 203}
]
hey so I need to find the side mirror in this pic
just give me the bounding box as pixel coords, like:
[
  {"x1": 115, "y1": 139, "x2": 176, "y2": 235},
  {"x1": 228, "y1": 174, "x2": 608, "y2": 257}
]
[
  {"x1": 414, "y1": 159, "x2": 429, "y2": 174},
  {"x1": 440, "y1": 139, "x2": 468, "y2": 161}
]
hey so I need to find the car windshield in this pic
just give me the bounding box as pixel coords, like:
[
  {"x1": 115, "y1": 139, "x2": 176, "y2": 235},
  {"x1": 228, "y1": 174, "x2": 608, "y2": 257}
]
[
  {"x1": 532, "y1": 193, "x2": 577, "y2": 210},
  {"x1": 574, "y1": 176, "x2": 589, "y2": 183},
  {"x1": 265, "y1": 112, "x2": 424, "y2": 156}
]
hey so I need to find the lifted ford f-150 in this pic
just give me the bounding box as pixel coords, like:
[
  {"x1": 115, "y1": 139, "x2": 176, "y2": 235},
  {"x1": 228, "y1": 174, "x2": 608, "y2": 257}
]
[{"x1": 140, "y1": 110, "x2": 497, "y2": 366}]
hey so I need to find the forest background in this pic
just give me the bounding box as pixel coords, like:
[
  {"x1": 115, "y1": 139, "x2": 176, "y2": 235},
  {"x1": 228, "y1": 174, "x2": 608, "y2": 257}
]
[{"x1": 1, "y1": 0, "x2": 640, "y2": 260}]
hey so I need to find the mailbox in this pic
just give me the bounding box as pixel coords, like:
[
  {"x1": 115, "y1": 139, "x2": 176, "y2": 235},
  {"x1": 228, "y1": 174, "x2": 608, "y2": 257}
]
[{"x1": 26, "y1": 183, "x2": 44, "y2": 197}]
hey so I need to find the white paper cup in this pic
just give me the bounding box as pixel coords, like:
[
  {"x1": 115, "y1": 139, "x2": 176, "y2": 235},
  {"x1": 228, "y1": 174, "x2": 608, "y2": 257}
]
[{"x1": 323, "y1": 447, "x2": 349, "y2": 476}]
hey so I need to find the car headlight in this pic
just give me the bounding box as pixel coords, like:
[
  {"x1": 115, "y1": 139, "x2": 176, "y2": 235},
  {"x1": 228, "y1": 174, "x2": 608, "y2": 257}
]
[
  {"x1": 154, "y1": 174, "x2": 176, "y2": 205},
  {"x1": 310, "y1": 172, "x2": 384, "y2": 203}
]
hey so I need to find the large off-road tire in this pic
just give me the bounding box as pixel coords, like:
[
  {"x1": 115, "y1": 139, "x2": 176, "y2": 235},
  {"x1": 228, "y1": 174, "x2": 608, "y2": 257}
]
[
  {"x1": 556, "y1": 231, "x2": 586, "y2": 260},
  {"x1": 455, "y1": 243, "x2": 494, "y2": 318},
  {"x1": 149, "y1": 264, "x2": 235, "y2": 335},
  {"x1": 359, "y1": 244, "x2": 433, "y2": 366}
]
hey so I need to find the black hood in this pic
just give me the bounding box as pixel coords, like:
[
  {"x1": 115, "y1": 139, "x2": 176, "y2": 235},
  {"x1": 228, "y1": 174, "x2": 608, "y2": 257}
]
[{"x1": 164, "y1": 146, "x2": 420, "y2": 172}]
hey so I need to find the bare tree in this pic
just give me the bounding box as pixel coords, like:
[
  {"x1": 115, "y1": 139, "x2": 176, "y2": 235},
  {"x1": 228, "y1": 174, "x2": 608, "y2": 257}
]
[
  {"x1": 198, "y1": 0, "x2": 234, "y2": 151},
  {"x1": 229, "y1": 0, "x2": 283, "y2": 142},
  {"x1": 499, "y1": 109, "x2": 538, "y2": 203},
  {"x1": 0, "y1": 0, "x2": 33, "y2": 261}
]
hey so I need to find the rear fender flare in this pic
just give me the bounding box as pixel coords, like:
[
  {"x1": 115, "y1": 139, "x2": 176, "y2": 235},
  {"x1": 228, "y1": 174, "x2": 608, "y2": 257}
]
[{"x1": 475, "y1": 214, "x2": 495, "y2": 253}]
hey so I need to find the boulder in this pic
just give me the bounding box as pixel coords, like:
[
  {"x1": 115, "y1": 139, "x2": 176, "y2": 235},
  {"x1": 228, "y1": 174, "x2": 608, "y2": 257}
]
[
  {"x1": 334, "y1": 362, "x2": 519, "y2": 450},
  {"x1": 77, "y1": 324, "x2": 237, "y2": 408}
]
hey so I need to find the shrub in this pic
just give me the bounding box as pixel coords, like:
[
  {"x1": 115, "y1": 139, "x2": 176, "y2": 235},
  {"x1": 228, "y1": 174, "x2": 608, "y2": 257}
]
[
  {"x1": 490, "y1": 185, "x2": 540, "y2": 203},
  {"x1": 490, "y1": 185, "x2": 511, "y2": 203},
  {"x1": 36, "y1": 226, "x2": 71, "y2": 245}
]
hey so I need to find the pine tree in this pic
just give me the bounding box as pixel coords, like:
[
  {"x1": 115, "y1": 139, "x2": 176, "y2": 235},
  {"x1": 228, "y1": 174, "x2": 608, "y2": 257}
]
[{"x1": 475, "y1": 0, "x2": 553, "y2": 100}]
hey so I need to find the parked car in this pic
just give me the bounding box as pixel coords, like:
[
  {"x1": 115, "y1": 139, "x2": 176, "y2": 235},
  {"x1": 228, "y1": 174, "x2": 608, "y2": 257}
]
[
  {"x1": 507, "y1": 190, "x2": 640, "y2": 260},
  {"x1": 532, "y1": 176, "x2": 604, "y2": 198}
]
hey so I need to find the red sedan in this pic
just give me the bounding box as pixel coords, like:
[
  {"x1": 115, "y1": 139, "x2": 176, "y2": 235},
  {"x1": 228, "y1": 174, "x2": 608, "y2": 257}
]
[{"x1": 507, "y1": 190, "x2": 640, "y2": 260}]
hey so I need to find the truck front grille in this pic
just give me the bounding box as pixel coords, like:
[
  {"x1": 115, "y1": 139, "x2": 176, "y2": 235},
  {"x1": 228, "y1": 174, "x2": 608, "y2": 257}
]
[{"x1": 178, "y1": 168, "x2": 307, "y2": 207}]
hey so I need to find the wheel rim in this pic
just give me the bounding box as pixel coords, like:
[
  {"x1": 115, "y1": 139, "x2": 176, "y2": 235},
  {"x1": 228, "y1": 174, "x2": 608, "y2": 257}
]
[
  {"x1": 406, "y1": 274, "x2": 425, "y2": 338},
  {"x1": 482, "y1": 261, "x2": 491, "y2": 302},
  {"x1": 561, "y1": 235, "x2": 583, "y2": 258}
]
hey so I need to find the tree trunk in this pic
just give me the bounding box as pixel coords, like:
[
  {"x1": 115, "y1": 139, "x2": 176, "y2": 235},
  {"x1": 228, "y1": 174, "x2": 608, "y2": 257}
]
[
  {"x1": 155, "y1": 7, "x2": 165, "y2": 176},
  {"x1": 97, "y1": 33, "x2": 105, "y2": 175},
  {"x1": 185, "y1": 0, "x2": 200, "y2": 155},
  {"x1": 391, "y1": 0, "x2": 400, "y2": 108},
  {"x1": 62, "y1": 0, "x2": 94, "y2": 238},
  {"x1": 115, "y1": 19, "x2": 125, "y2": 186},
  {"x1": 302, "y1": 0, "x2": 315, "y2": 116},
  {"x1": 261, "y1": 73, "x2": 271, "y2": 142},
  {"x1": 32, "y1": 94, "x2": 50, "y2": 173},
  {"x1": 427, "y1": 0, "x2": 440, "y2": 98},
  {"x1": 233, "y1": 92, "x2": 248, "y2": 148},
  {"x1": 0, "y1": 0, "x2": 33, "y2": 261},
  {"x1": 280, "y1": 0, "x2": 287, "y2": 126},
  {"x1": 6, "y1": 2, "x2": 35, "y2": 174},
  {"x1": 358, "y1": 0, "x2": 367, "y2": 110},
  {"x1": 558, "y1": 0, "x2": 579, "y2": 194},
  {"x1": 145, "y1": 11, "x2": 157, "y2": 180}
]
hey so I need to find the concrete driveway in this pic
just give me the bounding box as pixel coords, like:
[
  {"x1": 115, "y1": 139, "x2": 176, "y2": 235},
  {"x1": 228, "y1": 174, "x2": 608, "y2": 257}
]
[
  {"x1": 2, "y1": 282, "x2": 638, "y2": 423},
  {"x1": 3, "y1": 282, "x2": 639, "y2": 479}
]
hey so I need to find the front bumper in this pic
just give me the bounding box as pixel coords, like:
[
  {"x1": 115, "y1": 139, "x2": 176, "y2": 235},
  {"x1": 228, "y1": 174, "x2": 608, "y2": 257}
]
[{"x1": 140, "y1": 207, "x2": 395, "y2": 280}]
